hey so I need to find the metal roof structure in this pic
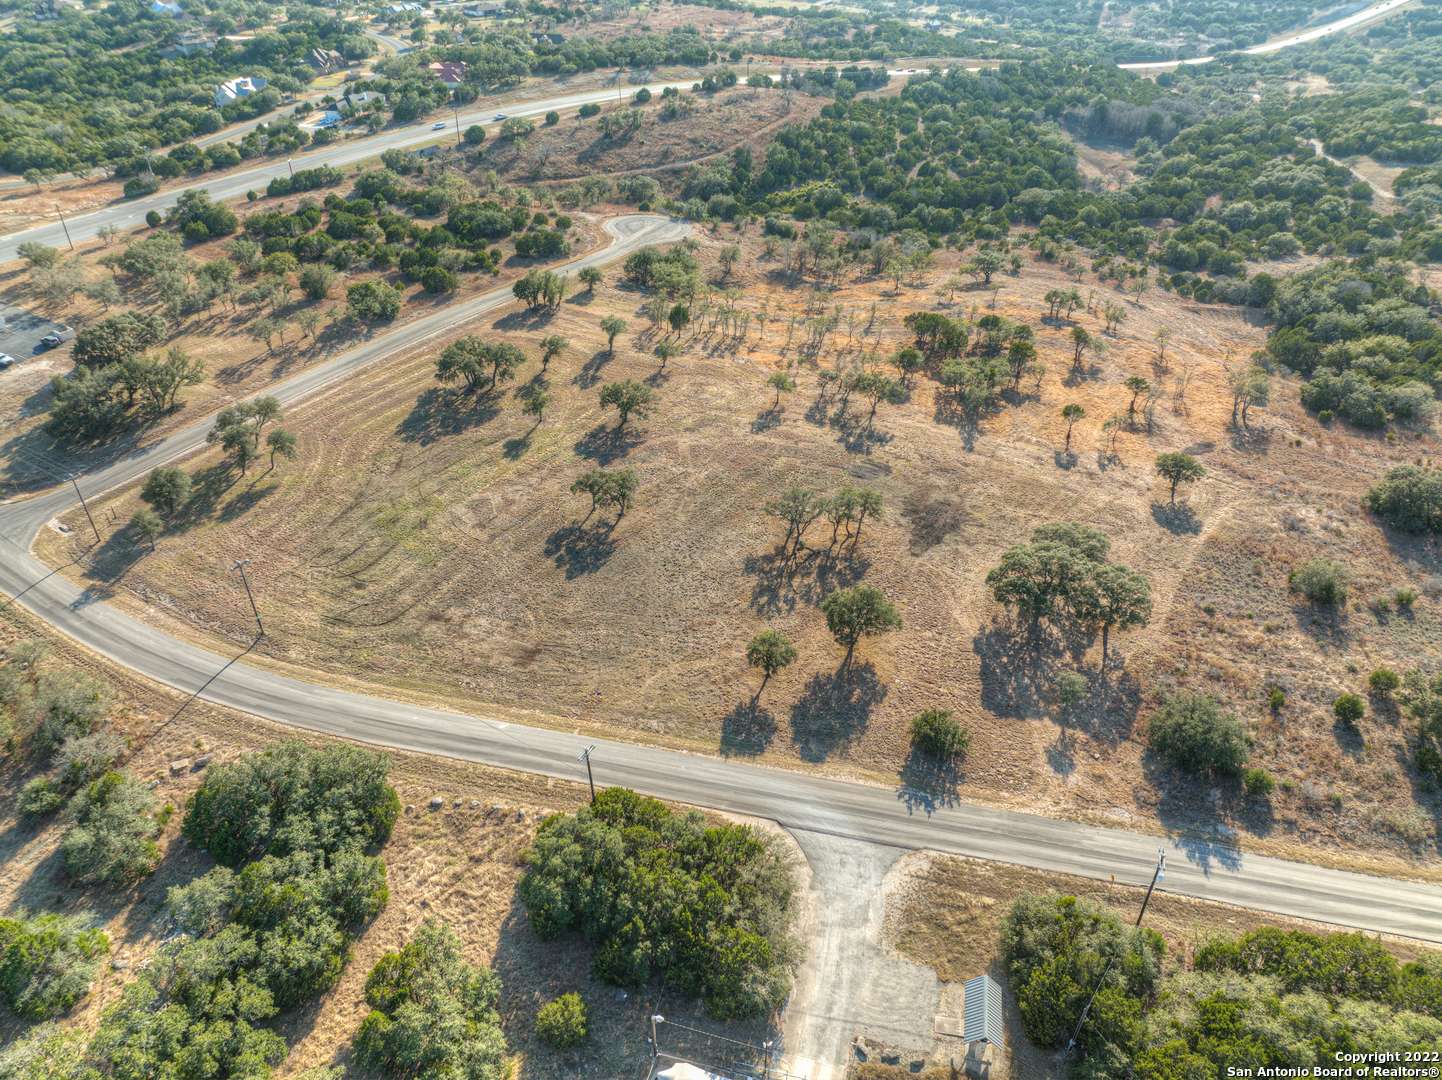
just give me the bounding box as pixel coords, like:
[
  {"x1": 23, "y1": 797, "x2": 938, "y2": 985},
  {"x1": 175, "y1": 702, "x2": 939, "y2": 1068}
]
[{"x1": 962, "y1": 973, "x2": 1005, "y2": 1046}]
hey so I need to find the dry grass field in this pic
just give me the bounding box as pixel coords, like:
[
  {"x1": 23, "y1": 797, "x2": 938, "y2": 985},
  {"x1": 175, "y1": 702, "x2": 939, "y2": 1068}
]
[
  {"x1": 35, "y1": 226, "x2": 1442, "y2": 874},
  {"x1": 884, "y1": 851, "x2": 1442, "y2": 1079},
  {"x1": 0, "y1": 607, "x2": 768, "y2": 1078}
]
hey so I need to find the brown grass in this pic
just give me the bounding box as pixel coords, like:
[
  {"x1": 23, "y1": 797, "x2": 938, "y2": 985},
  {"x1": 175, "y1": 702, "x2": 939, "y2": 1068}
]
[{"x1": 32, "y1": 226, "x2": 1442, "y2": 874}]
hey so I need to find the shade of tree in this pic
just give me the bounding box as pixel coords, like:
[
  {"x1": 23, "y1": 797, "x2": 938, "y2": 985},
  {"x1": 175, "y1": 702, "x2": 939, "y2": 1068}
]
[
  {"x1": 821, "y1": 584, "x2": 901, "y2": 668},
  {"x1": 1155, "y1": 452, "x2": 1205, "y2": 505}
]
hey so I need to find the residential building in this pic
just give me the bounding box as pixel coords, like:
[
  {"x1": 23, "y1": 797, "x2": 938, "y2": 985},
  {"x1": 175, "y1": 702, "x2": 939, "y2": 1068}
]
[
  {"x1": 214, "y1": 75, "x2": 268, "y2": 108},
  {"x1": 426, "y1": 59, "x2": 468, "y2": 87}
]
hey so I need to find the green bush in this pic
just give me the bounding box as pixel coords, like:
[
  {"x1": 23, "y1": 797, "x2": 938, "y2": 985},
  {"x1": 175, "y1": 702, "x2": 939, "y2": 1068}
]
[
  {"x1": 1364, "y1": 466, "x2": 1442, "y2": 535},
  {"x1": 355, "y1": 920, "x2": 507, "y2": 1078},
  {"x1": 519, "y1": 788, "x2": 794, "y2": 1020},
  {"x1": 909, "y1": 709, "x2": 969, "y2": 759},
  {"x1": 1000, "y1": 893, "x2": 1163, "y2": 1066},
  {"x1": 1289, "y1": 557, "x2": 1349, "y2": 606},
  {"x1": 17, "y1": 777, "x2": 64, "y2": 818},
  {"x1": 1267, "y1": 687, "x2": 1286, "y2": 712},
  {"x1": 1242, "y1": 768, "x2": 1275, "y2": 797},
  {"x1": 60, "y1": 770, "x2": 161, "y2": 886},
  {"x1": 535, "y1": 992, "x2": 588, "y2": 1048},
  {"x1": 1147, "y1": 692, "x2": 1250, "y2": 777},
  {"x1": 16, "y1": 669, "x2": 111, "y2": 758},
  {"x1": 0, "y1": 911, "x2": 108, "y2": 1020},
  {"x1": 1394, "y1": 587, "x2": 1419, "y2": 609},
  {"x1": 56, "y1": 731, "x2": 126, "y2": 788},
  {"x1": 183, "y1": 740, "x2": 400, "y2": 867},
  {"x1": 1369, "y1": 668, "x2": 1401, "y2": 697},
  {"x1": 1334, "y1": 692, "x2": 1365, "y2": 726}
]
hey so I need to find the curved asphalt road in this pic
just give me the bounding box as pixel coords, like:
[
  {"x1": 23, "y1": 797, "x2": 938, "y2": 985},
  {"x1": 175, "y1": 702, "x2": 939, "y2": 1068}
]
[{"x1": 0, "y1": 217, "x2": 1440, "y2": 943}]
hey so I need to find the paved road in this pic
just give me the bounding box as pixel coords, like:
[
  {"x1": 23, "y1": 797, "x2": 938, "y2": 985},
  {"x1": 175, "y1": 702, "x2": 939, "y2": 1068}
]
[
  {"x1": 1118, "y1": 0, "x2": 1413, "y2": 69},
  {"x1": 2, "y1": 213, "x2": 1441, "y2": 944},
  {"x1": 0, "y1": 78, "x2": 705, "y2": 262}
]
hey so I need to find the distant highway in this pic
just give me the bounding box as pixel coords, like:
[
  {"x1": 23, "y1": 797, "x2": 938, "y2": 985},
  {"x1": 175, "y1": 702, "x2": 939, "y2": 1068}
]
[
  {"x1": 0, "y1": 77, "x2": 706, "y2": 261},
  {"x1": 1118, "y1": 0, "x2": 1414, "y2": 70}
]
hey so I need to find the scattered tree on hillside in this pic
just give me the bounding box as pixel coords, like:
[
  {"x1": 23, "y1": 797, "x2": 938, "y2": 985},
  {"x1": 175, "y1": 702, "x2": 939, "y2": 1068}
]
[
  {"x1": 1155, "y1": 451, "x2": 1205, "y2": 504},
  {"x1": 745, "y1": 629, "x2": 796, "y2": 702},
  {"x1": 599, "y1": 380, "x2": 653, "y2": 429},
  {"x1": 821, "y1": 584, "x2": 901, "y2": 669}
]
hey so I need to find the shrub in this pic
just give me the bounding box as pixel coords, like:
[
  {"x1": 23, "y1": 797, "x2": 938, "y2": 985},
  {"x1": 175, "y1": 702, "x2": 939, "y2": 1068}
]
[
  {"x1": 355, "y1": 920, "x2": 507, "y2": 1078},
  {"x1": 1394, "y1": 587, "x2": 1419, "y2": 609},
  {"x1": 1242, "y1": 768, "x2": 1275, "y2": 798},
  {"x1": 1369, "y1": 667, "x2": 1401, "y2": 698},
  {"x1": 1267, "y1": 687, "x2": 1286, "y2": 712},
  {"x1": 183, "y1": 740, "x2": 400, "y2": 867},
  {"x1": 1289, "y1": 557, "x2": 1349, "y2": 606},
  {"x1": 0, "y1": 911, "x2": 109, "y2": 1020},
  {"x1": 60, "y1": 770, "x2": 161, "y2": 886},
  {"x1": 419, "y1": 265, "x2": 458, "y2": 294},
  {"x1": 298, "y1": 264, "x2": 337, "y2": 300},
  {"x1": 346, "y1": 280, "x2": 403, "y2": 322},
  {"x1": 1334, "y1": 693, "x2": 1365, "y2": 726},
  {"x1": 1364, "y1": 466, "x2": 1442, "y2": 535},
  {"x1": 1147, "y1": 692, "x2": 1249, "y2": 777},
  {"x1": 1057, "y1": 671, "x2": 1089, "y2": 707},
  {"x1": 578, "y1": 102, "x2": 600, "y2": 118},
  {"x1": 535, "y1": 992, "x2": 588, "y2": 1048},
  {"x1": 17, "y1": 777, "x2": 63, "y2": 818},
  {"x1": 16, "y1": 669, "x2": 111, "y2": 758},
  {"x1": 909, "y1": 709, "x2": 969, "y2": 759},
  {"x1": 519, "y1": 788, "x2": 794, "y2": 1020},
  {"x1": 1001, "y1": 893, "x2": 1162, "y2": 1065},
  {"x1": 56, "y1": 731, "x2": 126, "y2": 787}
]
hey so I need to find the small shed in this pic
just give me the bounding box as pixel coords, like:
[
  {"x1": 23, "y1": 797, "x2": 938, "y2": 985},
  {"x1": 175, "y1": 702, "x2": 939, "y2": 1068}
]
[{"x1": 961, "y1": 973, "x2": 1004, "y2": 1046}]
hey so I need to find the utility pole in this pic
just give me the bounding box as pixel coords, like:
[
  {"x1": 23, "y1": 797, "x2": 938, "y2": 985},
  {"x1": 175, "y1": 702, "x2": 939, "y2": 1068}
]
[
  {"x1": 1063, "y1": 849, "x2": 1165, "y2": 1062},
  {"x1": 578, "y1": 743, "x2": 596, "y2": 803},
  {"x1": 55, "y1": 205, "x2": 74, "y2": 252},
  {"x1": 1135, "y1": 848, "x2": 1165, "y2": 927},
  {"x1": 70, "y1": 475, "x2": 100, "y2": 545},
  {"x1": 231, "y1": 558, "x2": 263, "y2": 637},
  {"x1": 287, "y1": 158, "x2": 294, "y2": 179},
  {"x1": 649, "y1": 1014, "x2": 663, "y2": 1060},
  {"x1": 454, "y1": 105, "x2": 462, "y2": 145}
]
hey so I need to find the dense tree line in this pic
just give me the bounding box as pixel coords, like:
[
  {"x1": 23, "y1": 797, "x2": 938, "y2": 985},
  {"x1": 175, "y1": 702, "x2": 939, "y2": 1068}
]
[
  {"x1": 1004, "y1": 893, "x2": 1442, "y2": 1077},
  {"x1": 519, "y1": 787, "x2": 795, "y2": 1020}
]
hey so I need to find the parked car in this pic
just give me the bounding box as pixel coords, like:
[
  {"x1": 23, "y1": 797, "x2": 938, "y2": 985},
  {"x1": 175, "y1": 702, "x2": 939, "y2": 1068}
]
[
  {"x1": 38, "y1": 325, "x2": 74, "y2": 349},
  {"x1": 0, "y1": 353, "x2": 15, "y2": 369},
  {"x1": 494, "y1": 113, "x2": 507, "y2": 121},
  {"x1": 432, "y1": 121, "x2": 447, "y2": 130}
]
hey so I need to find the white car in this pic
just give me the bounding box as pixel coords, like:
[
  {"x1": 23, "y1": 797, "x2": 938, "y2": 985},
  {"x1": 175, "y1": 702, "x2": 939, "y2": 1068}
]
[
  {"x1": 432, "y1": 121, "x2": 447, "y2": 130},
  {"x1": 0, "y1": 353, "x2": 15, "y2": 369}
]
